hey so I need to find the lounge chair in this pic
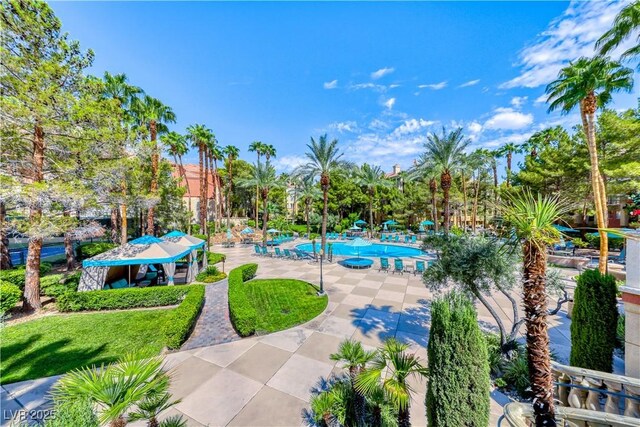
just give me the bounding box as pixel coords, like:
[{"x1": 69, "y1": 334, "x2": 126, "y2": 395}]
[
  {"x1": 379, "y1": 257, "x2": 390, "y2": 272},
  {"x1": 414, "y1": 260, "x2": 426, "y2": 276},
  {"x1": 393, "y1": 258, "x2": 404, "y2": 274},
  {"x1": 294, "y1": 248, "x2": 314, "y2": 260},
  {"x1": 404, "y1": 235, "x2": 410, "y2": 243},
  {"x1": 341, "y1": 232, "x2": 347, "y2": 240},
  {"x1": 411, "y1": 235, "x2": 417, "y2": 244},
  {"x1": 609, "y1": 248, "x2": 626, "y2": 264},
  {"x1": 283, "y1": 248, "x2": 297, "y2": 260},
  {"x1": 394, "y1": 235, "x2": 400, "y2": 243},
  {"x1": 261, "y1": 246, "x2": 272, "y2": 257},
  {"x1": 254, "y1": 245, "x2": 262, "y2": 256},
  {"x1": 274, "y1": 247, "x2": 285, "y2": 258}
]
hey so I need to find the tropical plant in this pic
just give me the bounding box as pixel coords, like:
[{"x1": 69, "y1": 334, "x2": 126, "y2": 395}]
[
  {"x1": 129, "y1": 389, "x2": 181, "y2": 427},
  {"x1": 161, "y1": 131, "x2": 191, "y2": 226},
  {"x1": 296, "y1": 135, "x2": 352, "y2": 254},
  {"x1": 237, "y1": 160, "x2": 282, "y2": 243},
  {"x1": 546, "y1": 56, "x2": 634, "y2": 272},
  {"x1": 248, "y1": 141, "x2": 267, "y2": 228},
  {"x1": 502, "y1": 191, "x2": 570, "y2": 426},
  {"x1": 187, "y1": 124, "x2": 212, "y2": 233},
  {"x1": 496, "y1": 142, "x2": 522, "y2": 187},
  {"x1": 423, "y1": 128, "x2": 470, "y2": 233},
  {"x1": 356, "y1": 339, "x2": 427, "y2": 427},
  {"x1": 223, "y1": 145, "x2": 240, "y2": 228},
  {"x1": 426, "y1": 292, "x2": 490, "y2": 427},
  {"x1": 298, "y1": 177, "x2": 322, "y2": 238},
  {"x1": 355, "y1": 164, "x2": 392, "y2": 237},
  {"x1": 596, "y1": 1, "x2": 640, "y2": 64}
]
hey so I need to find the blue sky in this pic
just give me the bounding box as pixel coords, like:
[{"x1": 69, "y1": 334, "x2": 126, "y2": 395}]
[{"x1": 52, "y1": 1, "x2": 638, "y2": 178}]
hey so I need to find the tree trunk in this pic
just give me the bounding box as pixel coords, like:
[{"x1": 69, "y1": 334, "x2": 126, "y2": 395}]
[
  {"x1": 198, "y1": 144, "x2": 206, "y2": 233},
  {"x1": 492, "y1": 163, "x2": 498, "y2": 223},
  {"x1": 110, "y1": 207, "x2": 119, "y2": 243},
  {"x1": 120, "y1": 179, "x2": 128, "y2": 244},
  {"x1": 109, "y1": 416, "x2": 126, "y2": 427},
  {"x1": 146, "y1": 120, "x2": 158, "y2": 235},
  {"x1": 204, "y1": 147, "x2": 210, "y2": 233},
  {"x1": 63, "y1": 211, "x2": 75, "y2": 271},
  {"x1": 472, "y1": 180, "x2": 480, "y2": 233},
  {"x1": 580, "y1": 96, "x2": 608, "y2": 273},
  {"x1": 306, "y1": 199, "x2": 311, "y2": 238},
  {"x1": 506, "y1": 153, "x2": 512, "y2": 187},
  {"x1": 441, "y1": 171, "x2": 451, "y2": 234},
  {"x1": 212, "y1": 157, "x2": 220, "y2": 233},
  {"x1": 429, "y1": 179, "x2": 438, "y2": 232},
  {"x1": 369, "y1": 190, "x2": 375, "y2": 239},
  {"x1": 461, "y1": 171, "x2": 468, "y2": 231},
  {"x1": 398, "y1": 407, "x2": 410, "y2": 427},
  {"x1": 0, "y1": 201, "x2": 12, "y2": 270},
  {"x1": 522, "y1": 240, "x2": 556, "y2": 426},
  {"x1": 262, "y1": 190, "x2": 269, "y2": 244},
  {"x1": 227, "y1": 160, "x2": 233, "y2": 229}
]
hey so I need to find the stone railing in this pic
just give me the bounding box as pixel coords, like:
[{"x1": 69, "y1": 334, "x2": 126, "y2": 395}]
[
  {"x1": 552, "y1": 361, "x2": 640, "y2": 418},
  {"x1": 502, "y1": 402, "x2": 640, "y2": 427}
]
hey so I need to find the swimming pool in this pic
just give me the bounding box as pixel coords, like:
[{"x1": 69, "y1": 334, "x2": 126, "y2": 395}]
[{"x1": 296, "y1": 242, "x2": 425, "y2": 258}]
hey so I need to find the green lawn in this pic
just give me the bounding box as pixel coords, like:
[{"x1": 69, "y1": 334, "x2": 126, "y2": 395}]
[
  {"x1": 245, "y1": 279, "x2": 328, "y2": 333},
  {"x1": 0, "y1": 309, "x2": 173, "y2": 384}
]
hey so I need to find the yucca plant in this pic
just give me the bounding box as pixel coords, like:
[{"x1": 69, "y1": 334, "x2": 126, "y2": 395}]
[{"x1": 503, "y1": 190, "x2": 570, "y2": 427}]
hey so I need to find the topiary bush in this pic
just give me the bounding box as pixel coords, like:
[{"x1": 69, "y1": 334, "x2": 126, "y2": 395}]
[
  {"x1": 162, "y1": 285, "x2": 205, "y2": 349},
  {"x1": 426, "y1": 292, "x2": 490, "y2": 427},
  {"x1": 77, "y1": 242, "x2": 116, "y2": 260},
  {"x1": 228, "y1": 263, "x2": 259, "y2": 337},
  {"x1": 570, "y1": 269, "x2": 619, "y2": 372},
  {"x1": 57, "y1": 286, "x2": 192, "y2": 312},
  {"x1": 0, "y1": 282, "x2": 22, "y2": 315},
  {"x1": 195, "y1": 266, "x2": 226, "y2": 283}
]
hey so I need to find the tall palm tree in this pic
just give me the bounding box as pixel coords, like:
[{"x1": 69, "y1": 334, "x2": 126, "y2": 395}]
[
  {"x1": 263, "y1": 144, "x2": 277, "y2": 161},
  {"x1": 297, "y1": 135, "x2": 351, "y2": 254},
  {"x1": 298, "y1": 176, "x2": 321, "y2": 238},
  {"x1": 187, "y1": 124, "x2": 211, "y2": 234},
  {"x1": 503, "y1": 191, "x2": 569, "y2": 427},
  {"x1": 423, "y1": 128, "x2": 470, "y2": 234},
  {"x1": 203, "y1": 132, "x2": 218, "y2": 232},
  {"x1": 356, "y1": 339, "x2": 427, "y2": 427},
  {"x1": 102, "y1": 72, "x2": 142, "y2": 244},
  {"x1": 237, "y1": 160, "x2": 282, "y2": 243},
  {"x1": 330, "y1": 339, "x2": 375, "y2": 425},
  {"x1": 410, "y1": 154, "x2": 440, "y2": 232},
  {"x1": 161, "y1": 131, "x2": 191, "y2": 228},
  {"x1": 132, "y1": 95, "x2": 176, "y2": 235},
  {"x1": 496, "y1": 142, "x2": 522, "y2": 187},
  {"x1": 355, "y1": 164, "x2": 392, "y2": 238},
  {"x1": 248, "y1": 141, "x2": 266, "y2": 228},
  {"x1": 546, "y1": 56, "x2": 634, "y2": 272},
  {"x1": 223, "y1": 145, "x2": 240, "y2": 228},
  {"x1": 210, "y1": 143, "x2": 223, "y2": 233},
  {"x1": 596, "y1": 1, "x2": 640, "y2": 64}
]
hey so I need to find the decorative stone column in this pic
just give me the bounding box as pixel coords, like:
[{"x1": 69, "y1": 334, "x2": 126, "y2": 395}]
[{"x1": 620, "y1": 232, "x2": 640, "y2": 379}]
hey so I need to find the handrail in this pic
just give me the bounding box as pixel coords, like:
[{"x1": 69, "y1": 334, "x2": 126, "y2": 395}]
[{"x1": 503, "y1": 402, "x2": 640, "y2": 427}]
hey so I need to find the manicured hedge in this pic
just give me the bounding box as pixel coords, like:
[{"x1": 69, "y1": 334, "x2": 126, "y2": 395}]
[
  {"x1": 163, "y1": 285, "x2": 205, "y2": 349},
  {"x1": 207, "y1": 252, "x2": 226, "y2": 265},
  {"x1": 0, "y1": 282, "x2": 22, "y2": 314},
  {"x1": 40, "y1": 272, "x2": 81, "y2": 298},
  {"x1": 228, "y1": 263, "x2": 258, "y2": 337},
  {"x1": 0, "y1": 263, "x2": 52, "y2": 289},
  {"x1": 77, "y1": 242, "x2": 117, "y2": 260},
  {"x1": 57, "y1": 286, "x2": 192, "y2": 312}
]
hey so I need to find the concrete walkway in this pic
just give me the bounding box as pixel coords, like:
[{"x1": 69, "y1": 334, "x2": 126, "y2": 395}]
[{"x1": 1, "y1": 243, "x2": 597, "y2": 426}]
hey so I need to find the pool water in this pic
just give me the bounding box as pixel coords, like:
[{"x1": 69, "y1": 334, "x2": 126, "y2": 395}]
[{"x1": 296, "y1": 242, "x2": 425, "y2": 258}]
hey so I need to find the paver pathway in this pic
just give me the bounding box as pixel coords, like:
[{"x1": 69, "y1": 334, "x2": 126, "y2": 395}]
[{"x1": 182, "y1": 279, "x2": 240, "y2": 350}]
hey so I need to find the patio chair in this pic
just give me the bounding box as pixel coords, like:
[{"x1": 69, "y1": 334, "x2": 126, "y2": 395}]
[
  {"x1": 294, "y1": 248, "x2": 314, "y2": 260},
  {"x1": 393, "y1": 258, "x2": 404, "y2": 275},
  {"x1": 411, "y1": 235, "x2": 417, "y2": 244},
  {"x1": 394, "y1": 235, "x2": 400, "y2": 243},
  {"x1": 274, "y1": 247, "x2": 285, "y2": 258},
  {"x1": 379, "y1": 257, "x2": 390, "y2": 273},
  {"x1": 254, "y1": 245, "x2": 262, "y2": 256},
  {"x1": 404, "y1": 235, "x2": 410, "y2": 243},
  {"x1": 261, "y1": 246, "x2": 272, "y2": 257},
  {"x1": 341, "y1": 232, "x2": 347, "y2": 240},
  {"x1": 414, "y1": 260, "x2": 426, "y2": 276},
  {"x1": 608, "y1": 248, "x2": 626, "y2": 265},
  {"x1": 380, "y1": 235, "x2": 386, "y2": 242},
  {"x1": 283, "y1": 248, "x2": 297, "y2": 260}
]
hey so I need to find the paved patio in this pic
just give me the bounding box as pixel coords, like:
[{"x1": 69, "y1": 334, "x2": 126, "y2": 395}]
[{"x1": 2, "y1": 242, "x2": 593, "y2": 426}]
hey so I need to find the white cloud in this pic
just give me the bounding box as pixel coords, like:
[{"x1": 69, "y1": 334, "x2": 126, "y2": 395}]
[
  {"x1": 371, "y1": 67, "x2": 395, "y2": 79},
  {"x1": 510, "y1": 96, "x2": 528, "y2": 108},
  {"x1": 392, "y1": 119, "x2": 436, "y2": 136},
  {"x1": 479, "y1": 131, "x2": 534, "y2": 149},
  {"x1": 484, "y1": 107, "x2": 534, "y2": 130},
  {"x1": 329, "y1": 121, "x2": 358, "y2": 133},
  {"x1": 369, "y1": 118, "x2": 391, "y2": 130},
  {"x1": 384, "y1": 98, "x2": 396, "y2": 110},
  {"x1": 534, "y1": 94, "x2": 548, "y2": 105},
  {"x1": 468, "y1": 121, "x2": 483, "y2": 134},
  {"x1": 349, "y1": 82, "x2": 388, "y2": 92},
  {"x1": 501, "y1": 1, "x2": 632, "y2": 89},
  {"x1": 273, "y1": 155, "x2": 307, "y2": 173},
  {"x1": 389, "y1": 84, "x2": 401, "y2": 89},
  {"x1": 458, "y1": 79, "x2": 480, "y2": 88},
  {"x1": 323, "y1": 79, "x2": 338, "y2": 89},
  {"x1": 418, "y1": 81, "x2": 448, "y2": 90}
]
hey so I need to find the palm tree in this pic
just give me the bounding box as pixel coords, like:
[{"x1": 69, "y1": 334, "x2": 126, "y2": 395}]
[
  {"x1": 298, "y1": 177, "x2": 321, "y2": 238},
  {"x1": 423, "y1": 128, "x2": 470, "y2": 234},
  {"x1": 496, "y1": 142, "x2": 522, "y2": 187},
  {"x1": 503, "y1": 191, "x2": 570, "y2": 427},
  {"x1": 161, "y1": 131, "x2": 191, "y2": 228},
  {"x1": 132, "y1": 95, "x2": 176, "y2": 235},
  {"x1": 263, "y1": 144, "x2": 277, "y2": 161},
  {"x1": 202, "y1": 132, "x2": 218, "y2": 232},
  {"x1": 187, "y1": 124, "x2": 211, "y2": 234},
  {"x1": 596, "y1": 1, "x2": 640, "y2": 64},
  {"x1": 410, "y1": 154, "x2": 441, "y2": 232},
  {"x1": 237, "y1": 160, "x2": 282, "y2": 243},
  {"x1": 546, "y1": 56, "x2": 634, "y2": 272},
  {"x1": 129, "y1": 391, "x2": 181, "y2": 427},
  {"x1": 356, "y1": 339, "x2": 427, "y2": 427},
  {"x1": 248, "y1": 141, "x2": 266, "y2": 228},
  {"x1": 330, "y1": 339, "x2": 375, "y2": 425},
  {"x1": 297, "y1": 135, "x2": 351, "y2": 255},
  {"x1": 355, "y1": 164, "x2": 392, "y2": 238},
  {"x1": 223, "y1": 145, "x2": 240, "y2": 228},
  {"x1": 210, "y1": 143, "x2": 223, "y2": 233}
]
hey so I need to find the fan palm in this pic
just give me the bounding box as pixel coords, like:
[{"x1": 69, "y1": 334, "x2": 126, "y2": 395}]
[
  {"x1": 263, "y1": 143, "x2": 277, "y2": 161},
  {"x1": 423, "y1": 128, "x2": 470, "y2": 234},
  {"x1": 223, "y1": 145, "x2": 240, "y2": 228},
  {"x1": 297, "y1": 135, "x2": 352, "y2": 254},
  {"x1": 187, "y1": 124, "x2": 212, "y2": 233},
  {"x1": 546, "y1": 56, "x2": 634, "y2": 272},
  {"x1": 356, "y1": 339, "x2": 427, "y2": 427},
  {"x1": 496, "y1": 142, "x2": 522, "y2": 186},
  {"x1": 237, "y1": 160, "x2": 282, "y2": 243},
  {"x1": 596, "y1": 1, "x2": 640, "y2": 65},
  {"x1": 248, "y1": 141, "x2": 267, "y2": 228},
  {"x1": 409, "y1": 154, "x2": 440, "y2": 232},
  {"x1": 132, "y1": 95, "x2": 176, "y2": 235},
  {"x1": 128, "y1": 390, "x2": 181, "y2": 427},
  {"x1": 330, "y1": 339, "x2": 375, "y2": 425},
  {"x1": 503, "y1": 191, "x2": 570, "y2": 427},
  {"x1": 355, "y1": 164, "x2": 392, "y2": 238}
]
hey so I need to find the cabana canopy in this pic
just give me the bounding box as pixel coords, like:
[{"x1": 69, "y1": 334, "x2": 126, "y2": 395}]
[
  {"x1": 354, "y1": 220, "x2": 367, "y2": 225},
  {"x1": 421, "y1": 220, "x2": 434, "y2": 226},
  {"x1": 240, "y1": 227, "x2": 254, "y2": 234},
  {"x1": 267, "y1": 228, "x2": 280, "y2": 233},
  {"x1": 161, "y1": 230, "x2": 206, "y2": 250},
  {"x1": 349, "y1": 225, "x2": 362, "y2": 230}
]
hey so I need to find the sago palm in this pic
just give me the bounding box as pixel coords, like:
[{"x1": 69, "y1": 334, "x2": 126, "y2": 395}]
[
  {"x1": 596, "y1": 1, "x2": 640, "y2": 65},
  {"x1": 546, "y1": 56, "x2": 634, "y2": 272},
  {"x1": 356, "y1": 339, "x2": 427, "y2": 427},
  {"x1": 503, "y1": 191, "x2": 570, "y2": 427},
  {"x1": 297, "y1": 135, "x2": 352, "y2": 255},
  {"x1": 355, "y1": 164, "x2": 392, "y2": 238},
  {"x1": 423, "y1": 127, "x2": 469, "y2": 234}
]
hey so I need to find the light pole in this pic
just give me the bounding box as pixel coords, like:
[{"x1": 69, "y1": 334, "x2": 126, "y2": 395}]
[{"x1": 318, "y1": 248, "x2": 325, "y2": 296}]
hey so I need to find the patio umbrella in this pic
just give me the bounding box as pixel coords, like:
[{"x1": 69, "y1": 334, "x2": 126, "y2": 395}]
[
  {"x1": 382, "y1": 220, "x2": 398, "y2": 225},
  {"x1": 421, "y1": 220, "x2": 434, "y2": 226},
  {"x1": 240, "y1": 227, "x2": 254, "y2": 234},
  {"x1": 349, "y1": 225, "x2": 361, "y2": 230},
  {"x1": 226, "y1": 229, "x2": 232, "y2": 240},
  {"x1": 344, "y1": 237, "x2": 372, "y2": 259},
  {"x1": 354, "y1": 220, "x2": 367, "y2": 225},
  {"x1": 267, "y1": 228, "x2": 280, "y2": 234}
]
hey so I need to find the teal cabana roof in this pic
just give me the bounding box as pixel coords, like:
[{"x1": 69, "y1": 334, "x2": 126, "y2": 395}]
[
  {"x1": 83, "y1": 235, "x2": 193, "y2": 267},
  {"x1": 130, "y1": 235, "x2": 164, "y2": 244},
  {"x1": 163, "y1": 230, "x2": 187, "y2": 238},
  {"x1": 354, "y1": 220, "x2": 367, "y2": 225}
]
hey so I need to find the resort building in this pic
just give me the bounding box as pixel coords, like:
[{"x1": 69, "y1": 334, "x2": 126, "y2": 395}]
[
  {"x1": 385, "y1": 163, "x2": 404, "y2": 191},
  {"x1": 171, "y1": 164, "x2": 223, "y2": 224}
]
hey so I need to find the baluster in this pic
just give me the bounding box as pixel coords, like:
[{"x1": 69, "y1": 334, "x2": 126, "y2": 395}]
[
  {"x1": 624, "y1": 384, "x2": 640, "y2": 419},
  {"x1": 567, "y1": 376, "x2": 587, "y2": 409},
  {"x1": 603, "y1": 380, "x2": 622, "y2": 415},
  {"x1": 584, "y1": 377, "x2": 602, "y2": 412},
  {"x1": 557, "y1": 372, "x2": 571, "y2": 407}
]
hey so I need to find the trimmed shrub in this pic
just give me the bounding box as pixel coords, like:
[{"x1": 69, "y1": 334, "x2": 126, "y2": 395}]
[
  {"x1": 570, "y1": 269, "x2": 619, "y2": 372},
  {"x1": 57, "y1": 286, "x2": 191, "y2": 312},
  {"x1": 40, "y1": 273, "x2": 80, "y2": 298},
  {"x1": 0, "y1": 282, "x2": 22, "y2": 314},
  {"x1": 163, "y1": 285, "x2": 205, "y2": 349},
  {"x1": 207, "y1": 252, "x2": 226, "y2": 265},
  {"x1": 44, "y1": 398, "x2": 98, "y2": 427},
  {"x1": 426, "y1": 292, "x2": 490, "y2": 427},
  {"x1": 502, "y1": 352, "x2": 530, "y2": 397},
  {"x1": 0, "y1": 263, "x2": 52, "y2": 289},
  {"x1": 195, "y1": 266, "x2": 226, "y2": 283},
  {"x1": 193, "y1": 233, "x2": 207, "y2": 242},
  {"x1": 228, "y1": 264, "x2": 259, "y2": 337},
  {"x1": 77, "y1": 242, "x2": 116, "y2": 260}
]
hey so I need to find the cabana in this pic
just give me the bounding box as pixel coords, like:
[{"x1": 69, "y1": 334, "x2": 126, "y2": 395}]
[
  {"x1": 161, "y1": 230, "x2": 206, "y2": 282},
  {"x1": 78, "y1": 236, "x2": 194, "y2": 291}
]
